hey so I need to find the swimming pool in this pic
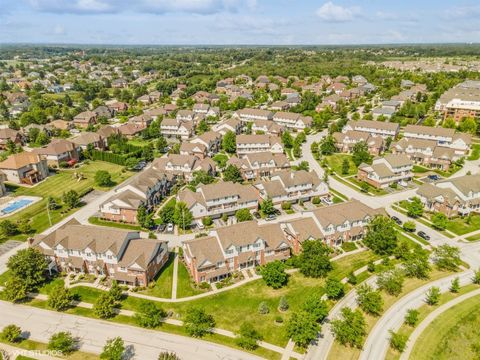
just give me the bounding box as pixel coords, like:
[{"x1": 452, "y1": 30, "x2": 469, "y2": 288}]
[{"x1": 1, "y1": 199, "x2": 34, "y2": 214}]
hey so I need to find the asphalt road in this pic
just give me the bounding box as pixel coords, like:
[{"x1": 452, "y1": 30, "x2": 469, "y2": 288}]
[{"x1": 0, "y1": 300, "x2": 262, "y2": 360}]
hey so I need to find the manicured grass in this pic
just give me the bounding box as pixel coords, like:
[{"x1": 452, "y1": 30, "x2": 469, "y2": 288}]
[
  {"x1": 1, "y1": 161, "x2": 133, "y2": 242},
  {"x1": 341, "y1": 242, "x2": 357, "y2": 252},
  {"x1": 468, "y1": 143, "x2": 480, "y2": 161},
  {"x1": 411, "y1": 293, "x2": 480, "y2": 360},
  {"x1": 385, "y1": 284, "x2": 480, "y2": 360},
  {"x1": 329, "y1": 269, "x2": 455, "y2": 360},
  {"x1": 176, "y1": 261, "x2": 207, "y2": 298},
  {"x1": 139, "y1": 252, "x2": 175, "y2": 298},
  {"x1": 445, "y1": 215, "x2": 480, "y2": 236},
  {"x1": 346, "y1": 176, "x2": 389, "y2": 196},
  {"x1": 326, "y1": 154, "x2": 357, "y2": 177},
  {"x1": 88, "y1": 216, "x2": 142, "y2": 231},
  {"x1": 465, "y1": 233, "x2": 480, "y2": 242},
  {"x1": 413, "y1": 164, "x2": 430, "y2": 174},
  {"x1": 329, "y1": 250, "x2": 379, "y2": 280},
  {"x1": 212, "y1": 153, "x2": 229, "y2": 167}
]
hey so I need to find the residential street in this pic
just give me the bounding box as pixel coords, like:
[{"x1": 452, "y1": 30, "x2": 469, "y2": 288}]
[{"x1": 0, "y1": 301, "x2": 261, "y2": 360}]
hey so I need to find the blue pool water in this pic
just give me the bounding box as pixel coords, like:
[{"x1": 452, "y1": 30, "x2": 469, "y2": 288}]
[{"x1": 1, "y1": 199, "x2": 33, "y2": 214}]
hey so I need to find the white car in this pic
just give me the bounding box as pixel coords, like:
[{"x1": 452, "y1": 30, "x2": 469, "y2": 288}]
[
  {"x1": 321, "y1": 197, "x2": 333, "y2": 205},
  {"x1": 197, "y1": 221, "x2": 205, "y2": 230},
  {"x1": 166, "y1": 223, "x2": 174, "y2": 233}
]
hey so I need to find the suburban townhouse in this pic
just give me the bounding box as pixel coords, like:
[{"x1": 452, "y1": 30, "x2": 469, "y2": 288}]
[
  {"x1": 283, "y1": 200, "x2": 386, "y2": 248},
  {"x1": 160, "y1": 118, "x2": 194, "y2": 140},
  {"x1": 0, "y1": 152, "x2": 49, "y2": 185},
  {"x1": 357, "y1": 154, "x2": 413, "y2": 189},
  {"x1": 129, "y1": 114, "x2": 153, "y2": 127},
  {"x1": 250, "y1": 119, "x2": 283, "y2": 136},
  {"x1": 416, "y1": 174, "x2": 480, "y2": 218},
  {"x1": 234, "y1": 108, "x2": 274, "y2": 122},
  {"x1": 177, "y1": 181, "x2": 259, "y2": 220},
  {"x1": 226, "y1": 152, "x2": 290, "y2": 180},
  {"x1": 183, "y1": 221, "x2": 290, "y2": 283},
  {"x1": 30, "y1": 219, "x2": 169, "y2": 287},
  {"x1": 435, "y1": 80, "x2": 480, "y2": 121},
  {"x1": 180, "y1": 142, "x2": 207, "y2": 159},
  {"x1": 343, "y1": 120, "x2": 400, "y2": 139},
  {"x1": 189, "y1": 131, "x2": 222, "y2": 155},
  {"x1": 254, "y1": 170, "x2": 329, "y2": 206},
  {"x1": 192, "y1": 104, "x2": 220, "y2": 118},
  {"x1": 403, "y1": 125, "x2": 471, "y2": 155},
  {"x1": 269, "y1": 101, "x2": 290, "y2": 111},
  {"x1": 71, "y1": 132, "x2": 106, "y2": 151},
  {"x1": 333, "y1": 130, "x2": 384, "y2": 155},
  {"x1": 176, "y1": 110, "x2": 196, "y2": 122},
  {"x1": 391, "y1": 137, "x2": 461, "y2": 171},
  {"x1": 236, "y1": 134, "x2": 284, "y2": 155},
  {"x1": 152, "y1": 154, "x2": 215, "y2": 181},
  {"x1": 32, "y1": 139, "x2": 81, "y2": 167},
  {"x1": 73, "y1": 110, "x2": 97, "y2": 128},
  {"x1": 272, "y1": 111, "x2": 313, "y2": 131},
  {"x1": 100, "y1": 168, "x2": 174, "y2": 224},
  {"x1": 215, "y1": 118, "x2": 243, "y2": 135}
]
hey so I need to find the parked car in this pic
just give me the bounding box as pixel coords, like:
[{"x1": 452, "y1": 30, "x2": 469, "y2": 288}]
[
  {"x1": 157, "y1": 224, "x2": 166, "y2": 233},
  {"x1": 428, "y1": 174, "x2": 440, "y2": 181},
  {"x1": 166, "y1": 223, "x2": 174, "y2": 233},
  {"x1": 417, "y1": 231, "x2": 430, "y2": 241},
  {"x1": 197, "y1": 221, "x2": 205, "y2": 230},
  {"x1": 132, "y1": 160, "x2": 147, "y2": 171},
  {"x1": 266, "y1": 214, "x2": 277, "y2": 221},
  {"x1": 391, "y1": 216, "x2": 402, "y2": 225},
  {"x1": 253, "y1": 211, "x2": 261, "y2": 219},
  {"x1": 273, "y1": 208, "x2": 281, "y2": 216},
  {"x1": 321, "y1": 197, "x2": 333, "y2": 205}
]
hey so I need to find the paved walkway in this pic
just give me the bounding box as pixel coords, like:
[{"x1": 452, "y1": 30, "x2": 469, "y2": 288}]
[
  {"x1": 171, "y1": 248, "x2": 179, "y2": 300},
  {"x1": 401, "y1": 288, "x2": 480, "y2": 359}
]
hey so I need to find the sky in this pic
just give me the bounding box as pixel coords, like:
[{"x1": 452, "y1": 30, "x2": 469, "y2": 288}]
[{"x1": 0, "y1": 0, "x2": 479, "y2": 45}]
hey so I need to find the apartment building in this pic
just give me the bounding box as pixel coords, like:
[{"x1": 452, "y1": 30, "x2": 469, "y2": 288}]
[
  {"x1": 236, "y1": 134, "x2": 284, "y2": 155},
  {"x1": 31, "y1": 219, "x2": 169, "y2": 287},
  {"x1": 357, "y1": 154, "x2": 413, "y2": 189},
  {"x1": 343, "y1": 120, "x2": 400, "y2": 139},
  {"x1": 234, "y1": 108, "x2": 274, "y2": 122},
  {"x1": 435, "y1": 80, "x2": 480, "y2": 121},
  {"x1": 272, "y1": 112, "x2": 313, "y2": 131},
  {"x1": 183, "y1": 221, "x2": 290, "y2": 283},
  {"x1": 160, "y1": 118, "x2": 194, "y2": 140},
  {"x1": 226, "y1": 152, "x2": 290, "y2": 180},
  {"x1": 100, "y1": 168, "x2": 174, "y2": 224},
  {"x1": 152, "y1": 154, "x2": 215, "y2": 181},
  {"x1": 177, "y1": 181, "x2": 258, "y2": 220},
  {"x1": 403, "y1": 125, "x2": 471, "y2": 155},
  {"x1": 254, "y1": 170, "x2": 328, "y2": 205},
  {"x1": 333, "y1": 130, "x2": 384, "y2": 155},
  {"x1": 283, "y1": 200, "x2": 386, "y2": 248},
  {"x1": 417, "y1": 174, "x2": 480, "y2": 218}
]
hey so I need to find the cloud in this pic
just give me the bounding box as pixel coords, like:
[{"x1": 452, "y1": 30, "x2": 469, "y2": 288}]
[
  {"x1": 52, "y1": 24, "x2": 65, "y2": 35},
  {"x1": 316, "y1": 1, "x2": 360, "y2": 22},
  {"x1": 24, "y1": 0, "x2": 255, "y2": 14},
  {"x1": 442, "y1": 5, "x2": 480, "y2": 19}
]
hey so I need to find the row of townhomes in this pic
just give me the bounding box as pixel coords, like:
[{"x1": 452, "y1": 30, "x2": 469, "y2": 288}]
[
  {"x1": 227, "y1": 152, "x2": 291, "y2": 180},
  {"x1": 183, "y1": 200, "x2": 385, "y2": 283},
  {"x1": 435, "y1": 80, "x2": 480, "y2": 122},
  {"x1": 357, "y1": 154, "x2": 414, "y2": 189},
  {"x1": 417, "y1": 174, "x2": 480, "y2": 218},
  {"x1": 31, "y1": 219, "x2": 169, "y2": 287},
  {"x1": 236, "y1": 134, "x2": 284, "y2": 155},
  {"x1": 233, "y1": 108, "x2": 313, "y2": 131}
]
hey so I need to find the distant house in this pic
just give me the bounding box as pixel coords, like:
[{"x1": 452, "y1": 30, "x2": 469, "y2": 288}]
[
  {"x1": 71, "y1": 132, "x2": 106, "y2": 150},
  {"x1": 73, "y1": 111, "x2": 97, "y2": 128},
  {"x1": 0, "y1": 152, "x2": 49, "y2": 185},
  {"x1": 152, "y1": 154, "x2": 215, "y2": 181},
  {"x1": 0, "y1": 128, "x2": 24, "y2": 150},
  {"x1": 333, "y1": 131, "x2": 384, "y2": 155},
  {"x1": 118, "y1": 123, "x2": 146, "y2": 139},
  {"x1": 234, "y1": 108, "x2": 274, "y2": 122}
]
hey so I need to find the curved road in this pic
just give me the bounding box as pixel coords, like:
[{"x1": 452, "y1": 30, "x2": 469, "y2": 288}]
[
  {"x1": 401, "y1": 287, "x2": 480, "y2": 359},
  {"x1": 0, "y1": 300, "x2": 261, "y2": 360},
  {"x1": 359, "y1": 270, "x2": 474, "y2": 360}
]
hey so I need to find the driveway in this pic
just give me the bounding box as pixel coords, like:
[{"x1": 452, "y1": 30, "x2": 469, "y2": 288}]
[{"x1": 0, "y1": 301, "x2": 261, "y2": 360}]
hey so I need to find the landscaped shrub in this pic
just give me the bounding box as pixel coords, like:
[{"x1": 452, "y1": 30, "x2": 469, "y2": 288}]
[{"x1": 258, "y1": 301, "x2": 269, "y2": 315}]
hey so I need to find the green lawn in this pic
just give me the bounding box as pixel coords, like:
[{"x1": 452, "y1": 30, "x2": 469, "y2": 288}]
[
  {"x1": 411, "y1": 293, "x2": 480, "y2": 360},
  {"x1": 346, "y1": 176, "x2": 389, "y2": 195},
  {"x1": 445, "y1": 215, "x2": 480, "y2": 236},
  {"x1": 139, "y1": 252, "x2": 175, "y2": 298},
  {"x1": 468, "y1": 143, "x2": 480, "y2": 161},
  {"x1": 341, "y1": 242, "x2": 357, "y2": 252},
  {"x1": 326, "y1": 154, "x2": 357, "y2": 177},
  {"x1": 0, "y1": 161, "x2": 132, "y2": 242},
  {"x1": 176, "y1": 261, "x2": 207, "y2": 298},
  {"x1": 465, "y1": 233, "x2": 480, "y2": 242}
]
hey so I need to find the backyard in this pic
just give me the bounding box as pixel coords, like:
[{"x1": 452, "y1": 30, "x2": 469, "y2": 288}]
[
  {"x1": 0, "y1": 161, "x2": 132, "y2": 242},
  {"x1": 326, "y1": 154, "x2": 358, "y2": 177}
]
